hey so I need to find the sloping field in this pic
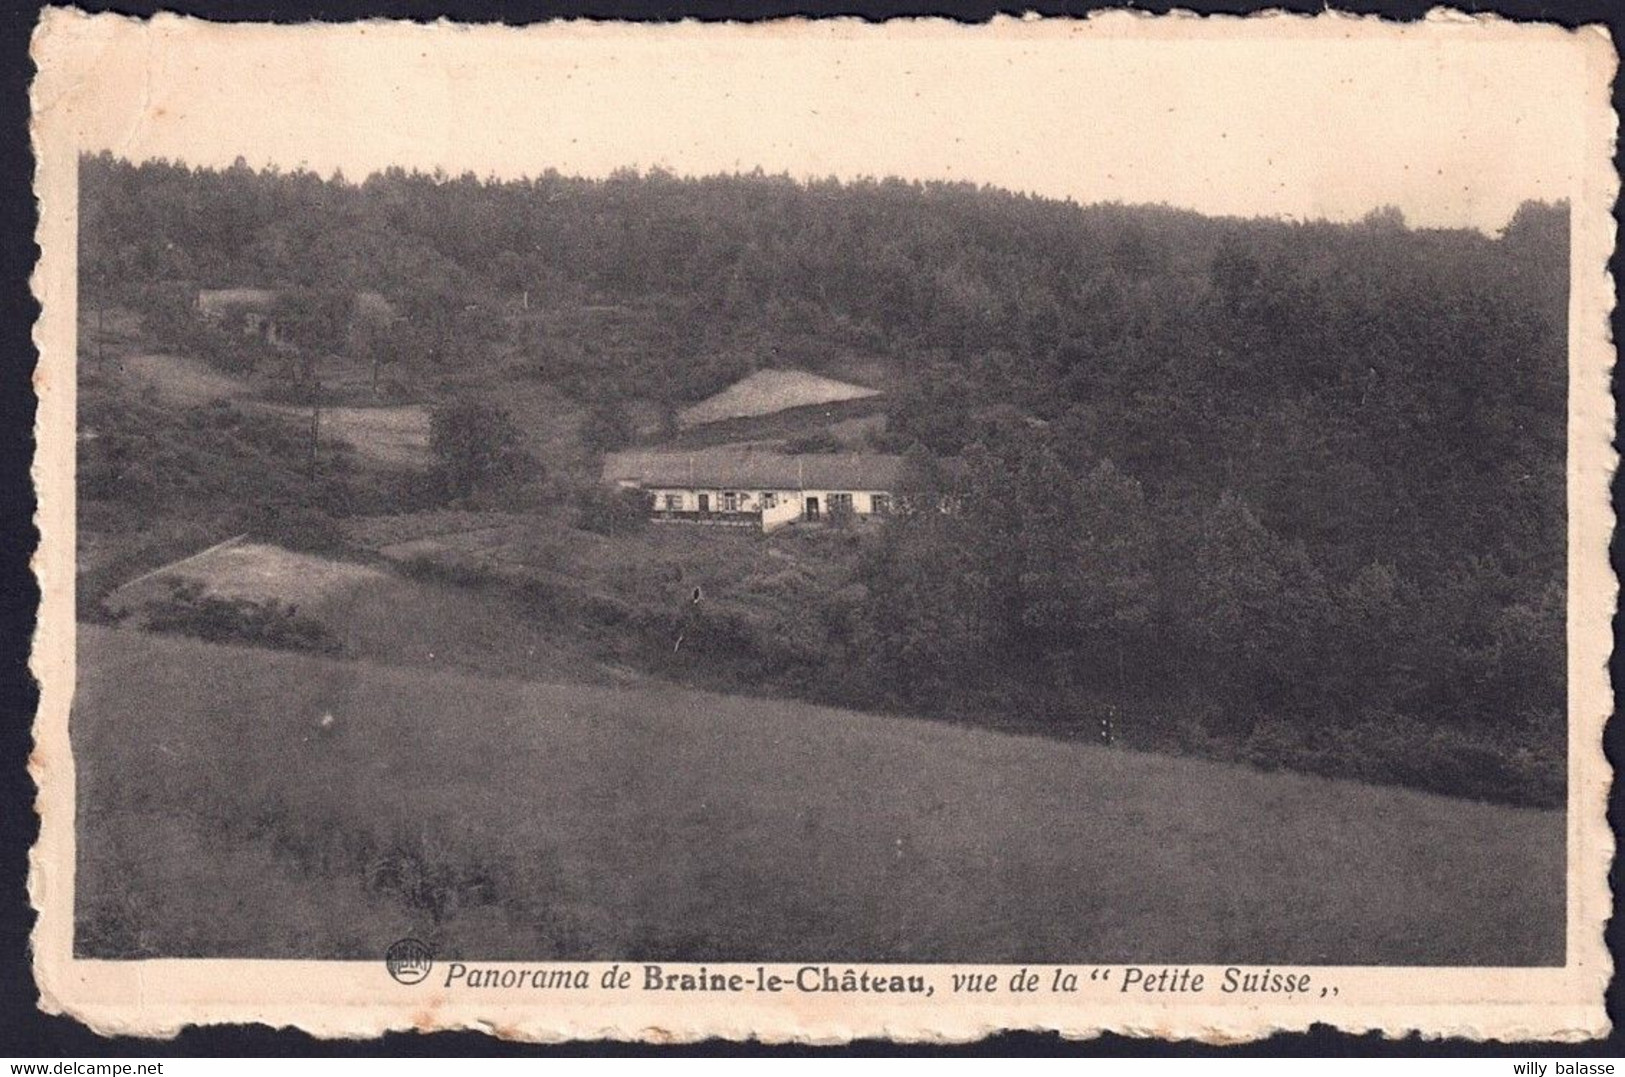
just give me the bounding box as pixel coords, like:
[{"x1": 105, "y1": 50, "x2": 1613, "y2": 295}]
[
  {"x1": 115, "y1": 351, "x2": 246, "y2": 404},
  {"x1": 105, "y1": 540, "x2": 387, "y2": 618},
  {"x1": 343, "y1": 511, "x2": 534, "y2": 552},
  {"x1": 679, "y1": 369, "x2": 880, "y2": 428},
  {"x1": 101, "y1": 540, "x2": 625, "y2": 685},
  {"x1": 113, "y1": 350, "x2": 430, "y2": 468},
  {"x1": 259, "y1": 403, "x2": 431, "y2": 469},
  {"x1": 74, "y1": 627, "x2": 1564, "y2": 964}
]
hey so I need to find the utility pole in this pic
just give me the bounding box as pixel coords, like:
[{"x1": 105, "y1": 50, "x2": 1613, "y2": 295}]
[{"x1": 306, "y1": 352, "x2": 322, "y2": 481}]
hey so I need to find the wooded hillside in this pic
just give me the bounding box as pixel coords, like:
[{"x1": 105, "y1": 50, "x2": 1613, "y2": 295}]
[{"x1": 78, "y1": 153, "x2": 1568, "y2": 805}]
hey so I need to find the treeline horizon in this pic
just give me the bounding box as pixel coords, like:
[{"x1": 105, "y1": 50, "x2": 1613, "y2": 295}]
[
  {"x1": 78, "y1": 151, "x2": 1569, "y2": 806},
  {"x1": 83, "y1": 150, "x2": 1529, "y2": 236}
]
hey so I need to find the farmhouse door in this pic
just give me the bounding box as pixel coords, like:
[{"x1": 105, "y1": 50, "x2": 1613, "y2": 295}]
[
  {"x1": 805, "y1": 496, "x2": 820, "y2": 520},
  {"x1": 698, "y1": 494, "x2": 710, "y2": 513}
]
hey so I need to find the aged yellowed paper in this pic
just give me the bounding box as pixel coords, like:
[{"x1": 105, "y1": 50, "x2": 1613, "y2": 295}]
[{"x1": 29, "y1": 9, "x2": 1616, "y2": 1042}]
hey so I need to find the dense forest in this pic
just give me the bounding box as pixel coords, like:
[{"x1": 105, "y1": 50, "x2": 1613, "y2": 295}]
[{"x1": 78, "y1": 152, "x2": 1568, "y2": 805}]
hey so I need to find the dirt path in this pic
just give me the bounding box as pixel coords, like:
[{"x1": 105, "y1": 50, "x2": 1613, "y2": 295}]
[{"x1": 113, "y1": 350, "x2": 247, "y2": 403}]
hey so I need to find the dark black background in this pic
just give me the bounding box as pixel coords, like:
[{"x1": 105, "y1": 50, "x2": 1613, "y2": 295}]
[{"x1": 1, "y1": 0, "x2": 1619, "y2": 1057}]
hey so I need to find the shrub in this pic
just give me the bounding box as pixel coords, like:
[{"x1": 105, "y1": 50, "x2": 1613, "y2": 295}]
[
  {"x1": 144, "y1": 579, "x2": 343, "y2": 655},
  {"x1": 575, "y1": 486, "x2": 649, "y2": 536},
  {"x1": 1242, "y1": 707, "x2": 1563, "y2": 808},
  {"x1": 580, "y1": 400, "x2": 632, "y2": 451},
  {"x1": 249, "y1": 503, "x2": 350, "y2": 555},
  {"x1": 782, "y1": 430, "x2": 842, "y2": 454}
]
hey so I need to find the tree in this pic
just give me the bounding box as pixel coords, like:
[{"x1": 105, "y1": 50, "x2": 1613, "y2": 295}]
[
  {"x1": 886, "y1": 364, "x2": 975, "y2": 454},
  {"x1": 852, "y1": 508, "x2": 994, "y2": 712},
  {"x1": 429, "y1": 398, "x2": 526, "y2": 499},
  {"x1": 580, "y1": 399, "x2": 632, "y2": 452},
  {"x1": 1357, "y1": 205, "x2": 1407, "y2": 232},
  {"x1": 1022, "y1": 458, "x2": 1156, "y2": 695},
  {"x1": 273, "y1": 288, "x2": 354, "y2": 356},
  {"x1": 346, "y1": 293, "x2": 403, "y2": 395},
  {"x1": 1173, "y1": 493, "x2": 1331, "y2": 730}
]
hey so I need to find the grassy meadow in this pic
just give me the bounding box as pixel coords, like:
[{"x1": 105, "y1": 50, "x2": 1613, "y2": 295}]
[
  {"x1": 114, "y1": 347, "x2": 433, "y2": 468},
  {"x1": 75, "y1": 625, "x2": 1563, "y2": 965}
]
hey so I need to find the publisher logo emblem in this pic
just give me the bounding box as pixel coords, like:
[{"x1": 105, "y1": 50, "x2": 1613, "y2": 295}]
[{"x1": 385, "y1": 938, "x2": 433, "y2": 985}]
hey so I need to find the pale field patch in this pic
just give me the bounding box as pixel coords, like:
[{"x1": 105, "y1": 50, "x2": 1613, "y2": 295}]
[
  {"x1": 110, "y1": 348, "x2": 432, "y2": 468},
  {"x1": 678, "y1": 369, "x2": 880, "y2": 428}
]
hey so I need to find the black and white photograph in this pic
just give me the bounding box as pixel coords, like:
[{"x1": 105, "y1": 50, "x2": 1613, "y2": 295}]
[{"x1": 26, "y1": 11, "x2": 1614, "y2": 1042}]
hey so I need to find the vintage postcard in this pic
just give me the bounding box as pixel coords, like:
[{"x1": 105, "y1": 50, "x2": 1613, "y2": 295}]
[{"x1": 26, "y1": 9, "x2": 1617, "y2": 1043}]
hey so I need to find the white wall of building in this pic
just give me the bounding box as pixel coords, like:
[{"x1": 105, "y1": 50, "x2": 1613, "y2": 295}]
[{"x1": 647, "y1": 487, "x2": 893, "y2": 520}]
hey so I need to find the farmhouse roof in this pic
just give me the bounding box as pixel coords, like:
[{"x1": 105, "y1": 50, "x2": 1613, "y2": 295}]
[{"x1": 603, "y1": 449, "x2": 905, "y2": 491}]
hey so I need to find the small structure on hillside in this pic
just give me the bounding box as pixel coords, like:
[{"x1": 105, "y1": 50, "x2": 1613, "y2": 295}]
[
  {"x1": 603, "y1": 448, "x2": 901, "y2": 533},
  {"x1": 195, "y1": 287, "x2": 398, "y2": 351},
  {"x1": 196, "y1": 287, "x2": 286, "y2": 345}
]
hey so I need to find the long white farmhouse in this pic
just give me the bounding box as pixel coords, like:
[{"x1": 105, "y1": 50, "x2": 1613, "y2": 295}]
[{"x1": 602, "y1": 448, "x2": 901, "y2": 533}]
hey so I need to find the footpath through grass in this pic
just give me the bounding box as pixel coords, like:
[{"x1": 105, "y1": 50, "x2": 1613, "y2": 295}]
[{"x1": 74, "y1": 626, "x2": 1563, "y2": 965}]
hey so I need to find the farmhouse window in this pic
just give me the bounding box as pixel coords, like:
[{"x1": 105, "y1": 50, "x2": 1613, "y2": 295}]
[
  {"x1": 871, "y1": 494, "x2": 891, "y2": 516},
  {"x1": 829, "y1": 493, "x2": 854, "y2": 513},
  {"x1": 760, "y1": 492, "x2": 777, "y2": 509},
  {"x1": 663, "y1": 494, "x2": 681, "y2": 511},
  {"x1": 722, "y1": 492, "x2": 739, "y2": 512}
]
